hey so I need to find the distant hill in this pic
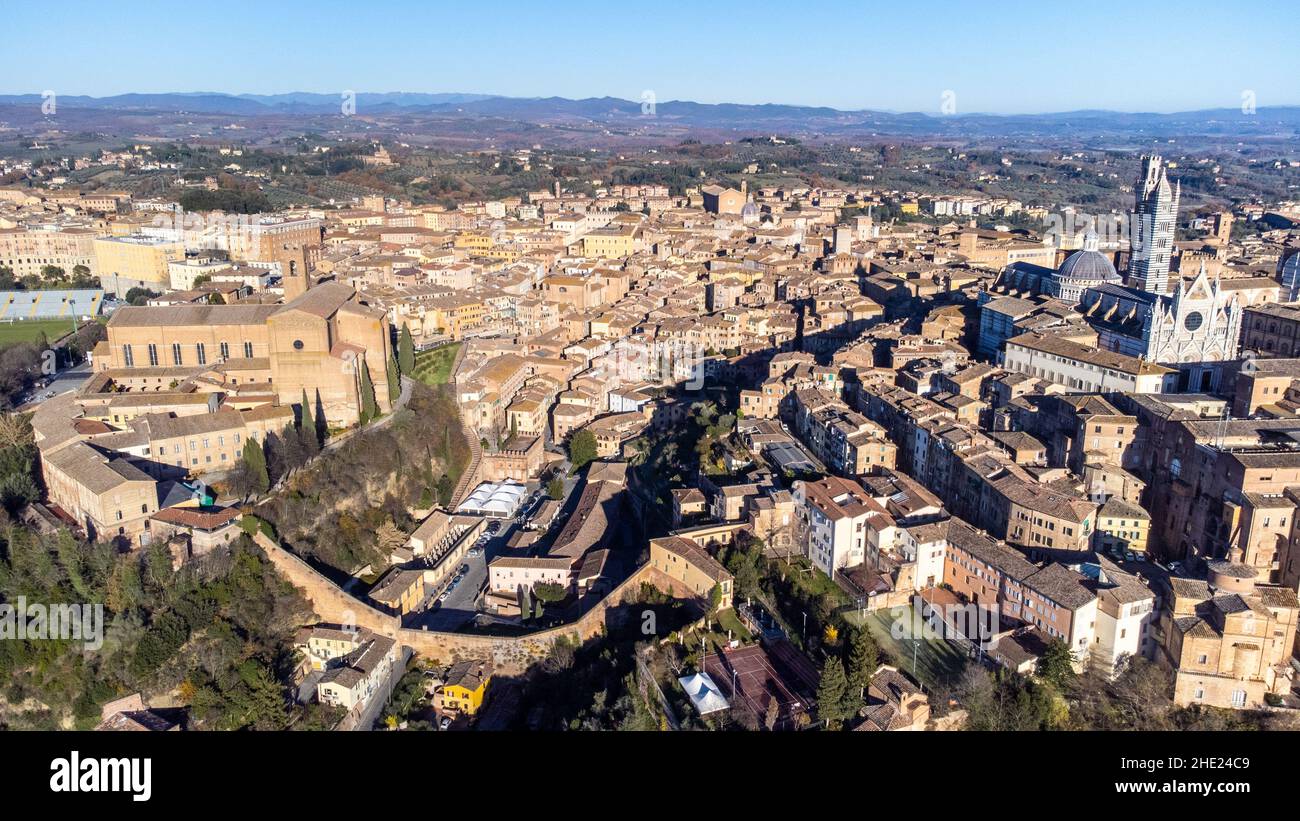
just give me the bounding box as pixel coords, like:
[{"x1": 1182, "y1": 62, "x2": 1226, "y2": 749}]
[{"x1": 1, "y1": 91, "x2": 1297, "y2": 142}]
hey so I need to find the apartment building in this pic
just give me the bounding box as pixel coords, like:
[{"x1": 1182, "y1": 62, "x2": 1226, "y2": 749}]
[
  {"x1": 0, "y1": 226, "x2": 99, "y2": 278},
  {"x1": 137, "y1": 406, "x2": 294, "y2": 475},
  {"x1": 794, "y1": 476, "x2": 897, "y2": 576},
  {"x1": 791, "y1": 388, "x2": 896, "y2": 476},
  {"x1": 944, "y1": 519, "x2": 1104, "y2": 665},
  {"x1": 1241, "y1": 303, "x2": 1300, "y2": 358},
  {"x1": 300, "y1": 627, "x2": 400, "y2": 712}
]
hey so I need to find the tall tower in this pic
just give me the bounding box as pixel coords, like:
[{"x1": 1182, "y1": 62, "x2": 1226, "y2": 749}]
[
  {"x1": 278, "y1": 243, "x2": 314, "y2": 302},
  {"x1": 1129, "y1": 154, "x2": 1180, "y2": 295}
]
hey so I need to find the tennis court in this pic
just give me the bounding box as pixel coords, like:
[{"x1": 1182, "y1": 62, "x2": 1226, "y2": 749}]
[{"x1": 702, "y1": 640, "x2": 818, "y2": 729}]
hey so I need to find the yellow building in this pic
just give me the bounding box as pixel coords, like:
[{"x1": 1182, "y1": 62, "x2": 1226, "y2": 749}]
[
  {"x1": 454, "y1": 231, "x2": 493, "y2": 254},
  {"x1": 0, "y1": 226, "x2": 100, "y2": 279},
  {"x1": 92, "y1": 235, "x2": 185, "y2": 296},
  {"x1": 581, "y1": 226, "x2": 636, "y2": 259},
  {"x1": 368, "y1": 568, "x2": 425, "y2": 616},
  {"x1": 1163, "y1": 562, "x2": 1299, "y2": 709},
  {"x1": 649, "y1": 536, "x2": 734, "y2": 608},
  {"x1": 438, "y1": 660, "x2": 490, "y2": 716},
  {"x1": 1093, "y1": 497, "x2": 1151, "y2": 555},
  {"x1": 505, "y1": 396, "x2": 547, "y2": 439}
]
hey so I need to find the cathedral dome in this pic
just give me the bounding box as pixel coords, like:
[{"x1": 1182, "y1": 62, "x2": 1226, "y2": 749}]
[{"x1": 1057, "y1": 230, "x2": 1120, "y2": 284}]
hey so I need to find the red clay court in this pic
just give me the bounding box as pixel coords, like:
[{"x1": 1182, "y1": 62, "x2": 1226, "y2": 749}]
[{"x1": 702, "y1": 640, "x2": 819, "y2": 729}]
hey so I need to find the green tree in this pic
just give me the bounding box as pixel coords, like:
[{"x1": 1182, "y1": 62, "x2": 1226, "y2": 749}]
[
  {"x1": 567, "y1": 429, "x2": 598, "y2": 474},
  {"x1": 1036, "y1": 639, "x2": 1077, "y2": 690},
  {"x1": 298, "y1": 389, "x2": 320, "y2": 458},
  {"x1": 357, "y1": 359, "x2": 378, "y2": 424},
  {"x1": 816, "y1": 657, "x2": 852, "y2": 730},
  {"x1": 124, "y1": 287, "x2": 159, "y2": 306},
  {"x1": 386, "y1": 350, "x2": 401, "y2": 405},
  {"x1": 435, "y1": 473, "x2": 453, "y2": 506},
  {"x1": 398, "y1": 324, "x2": 416, "y2": 375},
  {"x1": 845, "y1": 625, "x2": 879, "y2": 701},
  {"x1": 241, "y1": 437, "x2": 270, "y2": 496},
  {"x1": 546, "y1": 477, "x2": 564, "y2": 500}
]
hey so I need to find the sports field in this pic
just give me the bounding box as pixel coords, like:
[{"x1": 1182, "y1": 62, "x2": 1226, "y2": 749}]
[{"x1": 0, "y1": 319, "x2": 75, "y2": 348}]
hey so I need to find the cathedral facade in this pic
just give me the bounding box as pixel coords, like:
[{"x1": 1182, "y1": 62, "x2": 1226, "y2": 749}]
[{"x1": 1077, "y1": 156, "x2": 1240, "y2": 376}]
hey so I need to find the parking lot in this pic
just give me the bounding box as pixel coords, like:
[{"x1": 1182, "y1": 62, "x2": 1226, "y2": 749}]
[
  {"x1": 408, "y1": 483, "x2": 566, "y2": 632},
  {"x1": 16, "y1": 362, "x2": 90, "y2": 410},
  {"x1": 412, "y1": 524, "x2": 495, "y2": 632}
]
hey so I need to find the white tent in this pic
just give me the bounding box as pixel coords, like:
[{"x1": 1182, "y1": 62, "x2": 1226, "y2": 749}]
[
  {"x1": 456, "y1": 481, "x2": 526, "y2": 518},
  {"x1": 679, "y1": 672, "x2": 729, "y2": 715}
]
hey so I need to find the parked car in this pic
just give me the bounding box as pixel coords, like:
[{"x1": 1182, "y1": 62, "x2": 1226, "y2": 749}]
[
  {"x1": 467, "y1": 548, "x2": 482, "y2": 558},
  {"x1": 439, "y1": 716, "x2": 451, "y2": 731},
  {"x1": 459, "y1": 564, "x2": 469, "y2": 575}
]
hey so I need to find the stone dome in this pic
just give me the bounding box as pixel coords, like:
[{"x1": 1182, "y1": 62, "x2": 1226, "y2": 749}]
[{"x1": 1057, "y1": 230, "x2": 1120, "y2": 284}]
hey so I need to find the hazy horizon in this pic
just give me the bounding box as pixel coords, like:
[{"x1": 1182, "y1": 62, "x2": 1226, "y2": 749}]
[
  {"x1": 3, "y1": 89, "x2": 1297, "y2": 119},
  {"x1": 4, "y1": 0, "x2": 1296, "y2": 115}
]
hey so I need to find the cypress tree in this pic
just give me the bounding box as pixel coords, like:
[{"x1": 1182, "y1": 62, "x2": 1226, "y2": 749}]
[
  {"x1": 816, "y1": 657, "x2": 851, "y2": 730},
  {"x1": 358, "y1": 359, "x2": 378, "y2": 424},
  {"x1": 387, "y1": 350, "x2": 401, "y2": 404},
  {"x1": 845, "y1": 625, "x2": 879, "y2": 701},
  {"x1": 299, "y1": 390, "x2": 320, "y2": 456},
  {"x1": 399, "y1": 324, "x2": 416, "y2": 375},
  {"x1": 313, "y1": 389, "x2": 328, "y2": 444},
  {"x1": 242, "y1": 438, "x2": 269, "y2": 496}
]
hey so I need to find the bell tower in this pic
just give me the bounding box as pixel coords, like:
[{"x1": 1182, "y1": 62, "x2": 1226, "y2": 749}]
[{"x1": 278, "y1": 242, "x2": 314, "y2": 301}]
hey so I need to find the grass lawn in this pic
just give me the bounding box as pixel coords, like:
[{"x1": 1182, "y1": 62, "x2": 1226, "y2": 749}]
[
  {"x1": 714, "y1": 607, "x2": 753, "y2": 644},
  {"x1": 849, "y1": 604, "x2": 970, "y2": 692},
  {"x1": 0, "y1": 319, "x2": 77, "y2": 348},
  {"x1": 680, "y1": 607, "x2": 754, "y2": 662},
  {"x1": 411, "y1": 343, "x2": 460, "y2": 386}
]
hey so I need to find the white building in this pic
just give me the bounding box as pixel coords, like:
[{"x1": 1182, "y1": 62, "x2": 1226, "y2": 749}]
[
  {"x1": 897, "y1": 522, "x2": 948, "y2": 592},
  {"x1": 794, "y1": 476, "x2": 897, "y2": 576},
  {"x1": 298, "y1": 626, "x2": 399, "y2": 712},
  {"x1": 1087, "y1": 559, "x2": 1159, "y2": 678},
  {"x1": 1002, "y1": 332, "x2": 1178, "y2": 394}
]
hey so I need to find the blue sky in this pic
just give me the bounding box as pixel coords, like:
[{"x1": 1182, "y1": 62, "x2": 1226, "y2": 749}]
[{"x1": 4, "y1": 0, "x2": 1296, "y2": 114}]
